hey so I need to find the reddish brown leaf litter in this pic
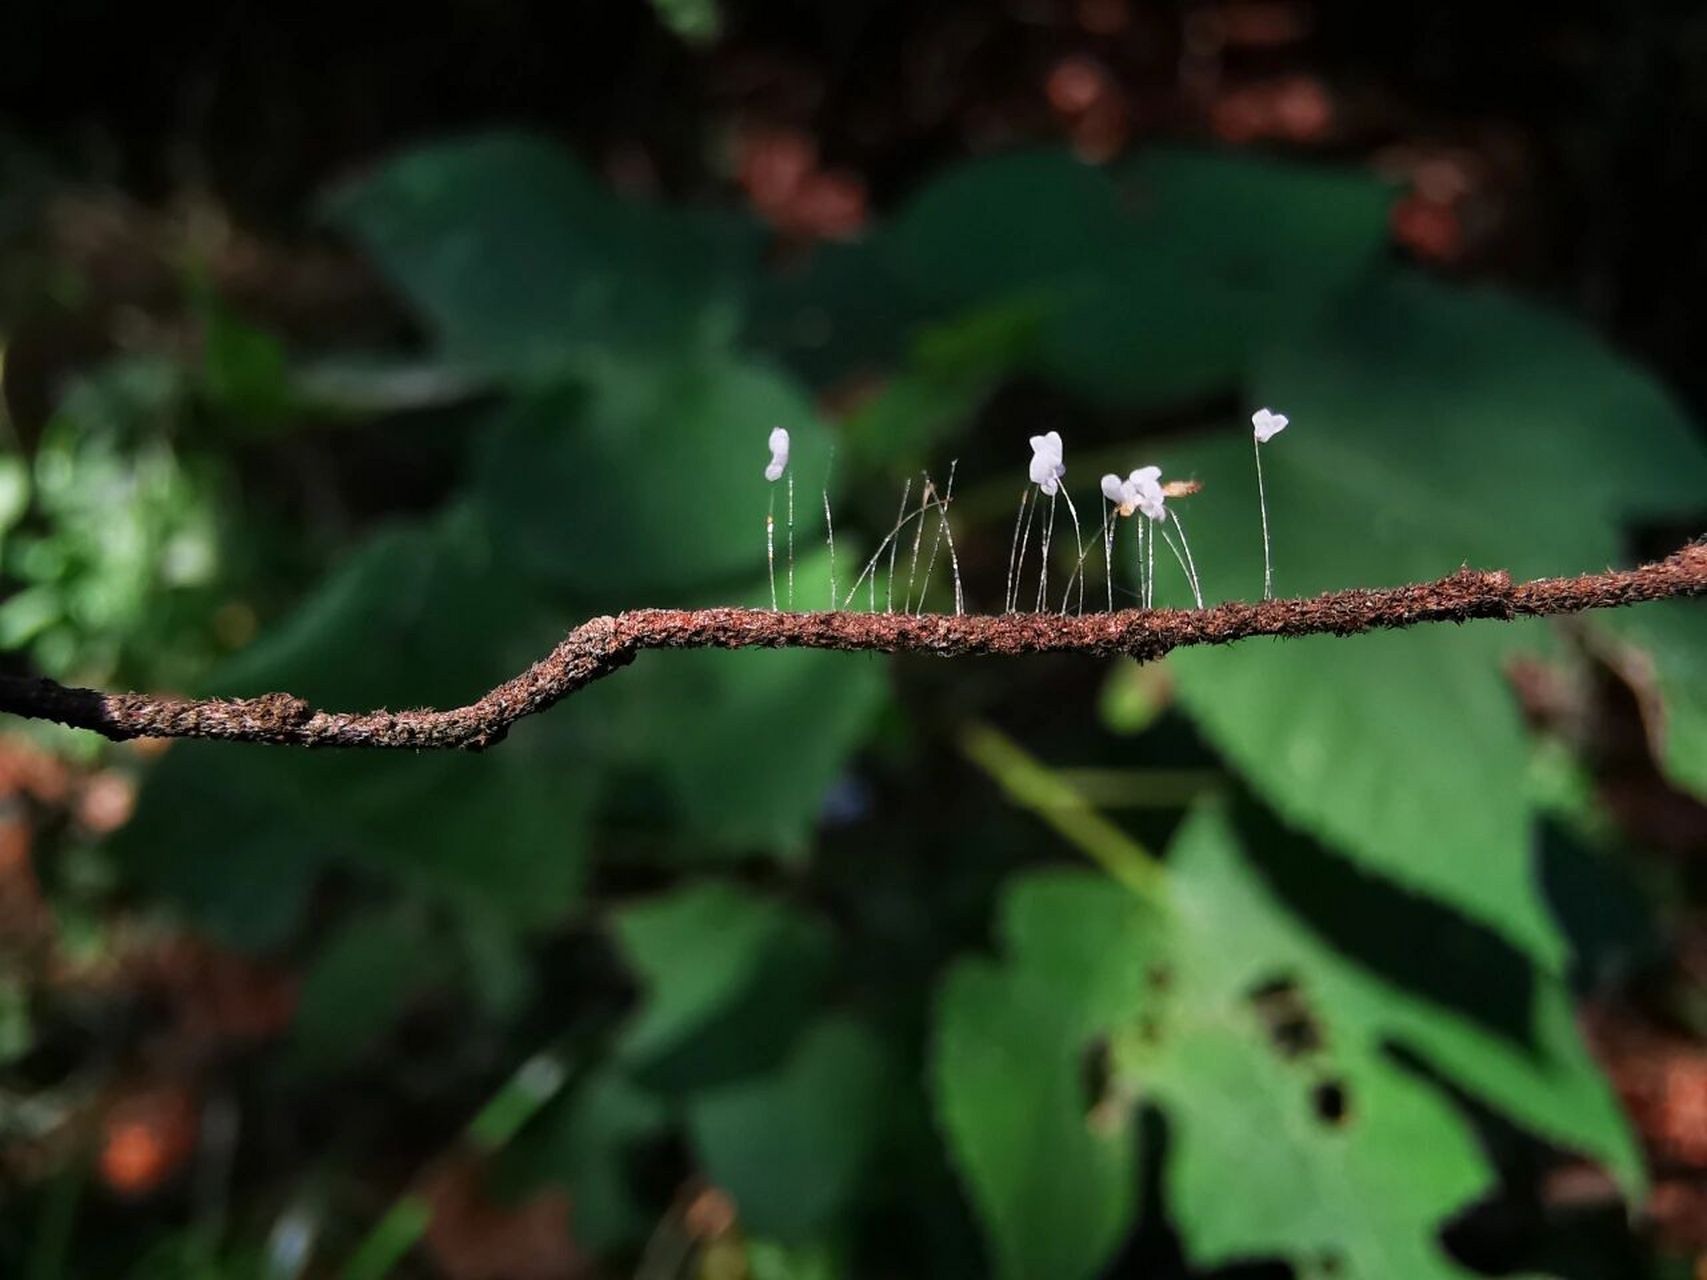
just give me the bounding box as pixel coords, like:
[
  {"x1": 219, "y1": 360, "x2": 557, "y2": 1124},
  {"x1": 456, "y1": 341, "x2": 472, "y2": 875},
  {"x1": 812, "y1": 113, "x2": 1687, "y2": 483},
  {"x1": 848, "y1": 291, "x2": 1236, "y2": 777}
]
[
  {"x1": 421, "y1": 1158, "x2": 589, "y2": 1280},
  {"x1": 1585, "y1": 1004, "x2": 1707, "y2": 1255},
  {"x1": 0, "y1": 543, "x2": 1702, "y2": 753},
  {"x1": 98, "y1": 1083, "x2": 200, "y2": 1198}
]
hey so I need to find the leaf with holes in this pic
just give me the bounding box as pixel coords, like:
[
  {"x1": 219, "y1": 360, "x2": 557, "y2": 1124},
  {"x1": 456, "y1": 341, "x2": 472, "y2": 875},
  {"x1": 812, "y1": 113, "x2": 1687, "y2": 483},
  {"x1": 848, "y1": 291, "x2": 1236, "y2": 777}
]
[
  {"x1": 934, "y1": 802, "x2": 1638, "y2": 1279},
  {"x1": 1123, "y1": 802, "x2": 1638, "y2": 1276}
]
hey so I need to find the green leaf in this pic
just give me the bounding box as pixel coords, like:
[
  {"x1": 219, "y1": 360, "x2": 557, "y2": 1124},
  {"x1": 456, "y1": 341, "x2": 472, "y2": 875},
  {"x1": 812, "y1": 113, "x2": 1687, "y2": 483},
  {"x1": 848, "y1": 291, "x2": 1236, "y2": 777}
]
[
  {"x1": 212, "y1": 505, "x2": 555, "y2": 713},
  {"x1": 932, "y1": 872, "x2": 1153, "y2": 1280},
  {"x1": 0, "y1": 974, "x2": 32, "y2": 1066},
  {"x1": 936, "y1": 802, "x2": 1639, "y2": 1279},
  {"x1": 746, "y1": 239, "x2": 915, "y2": 388},
  {"x1": 841, "y1": 301, "x2": 1041, "y2": 467},
  {"x1": 884, "y1": 148, "x2": 1395, "y2": 408},
  {"x1": 884, "y1": 151, "x2": 1133, "y2": 309},
  {"x1": 328, "y1": 132, "x2": 757, "y2": 381},
  {"x1": 1163, "y1": 272, "x2": 1707, "y2": 962},
  {"x1": 609, "y1": 549, "x2": 887, "y2": 855},
  {"x1": 121, "y1": 735, "x2": 591, "y2": 939},
  {"x1": 474, "y1": 360, "x2": 835, "y2": 600},
  {"x1": 635, "y1": 647, "x2": 887, "y2": 854},
  {"x1": 745, "y1": 1240, "x2": 841, "y2": 1280},
  {"x1": 0, "y1": 452, "x2": 28, "y2": 535},
  {"x1": 1044, "y1": 151, "x2": 1394, "y2": 406},
  {"x1": 198, "y1": 302, "x2": 297, "y2": 430},
  {"x1": 649, "y1": 0, "x2": 720, "y2": 43},
  {"x1": 688, "y1": 1015, "x2": 893, "y2": 1240},
  {"x1": 1117, "y1": 803, "x2": 1639, "y2": 1276},
  {"x1": 612, "y1": 881, "x2": 834, "y2": 1092},
  {"x1": 1599, "y1": 600, "x2": 1707, "y2": 801},
  {"x1": 288, "y1": 908, "x2": 445, "y2": 1075},
  {"x1": 113, "y1": 745, "x2": 326, "y2": 949},
  {"x1": 503, "y1": 1068, "x2": 668, "y2": 1251}
]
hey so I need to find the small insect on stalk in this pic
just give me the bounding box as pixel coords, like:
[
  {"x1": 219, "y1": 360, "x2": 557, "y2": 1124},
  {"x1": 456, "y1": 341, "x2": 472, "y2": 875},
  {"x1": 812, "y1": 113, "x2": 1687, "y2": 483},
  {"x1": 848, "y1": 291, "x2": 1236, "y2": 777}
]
[
  {"x1": 1104, "y1": 465, "x2": 1201, "y2": 607},
  {"x1": 763, "y1": 427, "x2": 790, "y2": 610},
  {"x1": 1026, "y1": 432, "x2": 1067, "y2": 613},
  {"x1": 1250, "y1": 407, "x2": 1289, "y2": 600}
]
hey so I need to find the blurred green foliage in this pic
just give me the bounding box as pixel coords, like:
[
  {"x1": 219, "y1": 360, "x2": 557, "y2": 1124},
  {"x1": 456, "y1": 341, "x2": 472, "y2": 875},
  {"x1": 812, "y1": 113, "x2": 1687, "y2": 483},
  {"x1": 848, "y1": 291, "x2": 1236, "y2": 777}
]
[{"x1": 3, "y1": 129, "x2": 1705, "y2": 1280}]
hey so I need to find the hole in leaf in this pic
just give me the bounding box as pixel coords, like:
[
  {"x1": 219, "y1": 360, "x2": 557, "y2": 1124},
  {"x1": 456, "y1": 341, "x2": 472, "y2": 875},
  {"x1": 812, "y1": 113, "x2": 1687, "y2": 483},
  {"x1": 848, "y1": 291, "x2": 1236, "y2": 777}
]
[
  {"x1": 1232, "y1": 798, "x2": 1537, "y2": 1053},
  {"x1": 1249, "y1": 976, "x2": 1325, "y2": 1059},
  {"x1": 1312, "y1": 1079, "x2": 1350, "y2": 1127}
]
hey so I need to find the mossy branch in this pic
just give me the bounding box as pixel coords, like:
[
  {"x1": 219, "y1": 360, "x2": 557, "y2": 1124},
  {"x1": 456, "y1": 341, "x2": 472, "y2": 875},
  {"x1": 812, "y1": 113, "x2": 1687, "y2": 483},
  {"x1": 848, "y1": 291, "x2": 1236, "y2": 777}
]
[{"x1": 2, "y1": 544, "x2": 1703, "y2": 752}]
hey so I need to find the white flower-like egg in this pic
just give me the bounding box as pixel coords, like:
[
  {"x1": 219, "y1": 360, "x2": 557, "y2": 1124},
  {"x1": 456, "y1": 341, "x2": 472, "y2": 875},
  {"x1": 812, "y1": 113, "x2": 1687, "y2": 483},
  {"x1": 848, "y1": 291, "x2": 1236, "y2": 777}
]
[
  {"x1": 1252, "y1": 408, "x2": 1289, "y2": 444},
  {"x1": 1028, "y1": 432, "x2": 1066, "y2": 496},
  {"x1": 764, "y1": 426, "x2": 791, "y2": 482}
]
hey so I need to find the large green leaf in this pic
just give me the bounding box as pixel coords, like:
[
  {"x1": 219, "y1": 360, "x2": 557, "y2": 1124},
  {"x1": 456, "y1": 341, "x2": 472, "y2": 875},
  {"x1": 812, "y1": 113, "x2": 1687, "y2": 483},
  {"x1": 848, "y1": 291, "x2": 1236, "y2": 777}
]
[
  {"x1": 745, "y1": 239, "x2": 916, "y2": 389},
  {"x1": 932, "y1": 872, "x2": 1152, "y2": 1280},
  {"x1": 884, "y1": 148, "x2": 1395, "y2": 408},
  {"x1": 328, "y1": 132, "x2": 758, "y2": 381},
  {"x1": 884, "y1": 150, "x2": 1134, "y2": 309},
  {"x1": 473, "y1": 360, "x2": 836, "y2": 601},
  {"x1": 1162, "y1": 272, "x2": 1707, "y2": 961},
  {"x1": 688, "y1": 1015, "x2": 893, "y2": 1240}
]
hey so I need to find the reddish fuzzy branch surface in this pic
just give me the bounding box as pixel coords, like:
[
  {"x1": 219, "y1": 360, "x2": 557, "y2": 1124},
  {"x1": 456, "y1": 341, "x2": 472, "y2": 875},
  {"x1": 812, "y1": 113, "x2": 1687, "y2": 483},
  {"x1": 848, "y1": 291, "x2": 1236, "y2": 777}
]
[{"x1": 3, "y1": 544, "x2": 1704, "y2": 752}]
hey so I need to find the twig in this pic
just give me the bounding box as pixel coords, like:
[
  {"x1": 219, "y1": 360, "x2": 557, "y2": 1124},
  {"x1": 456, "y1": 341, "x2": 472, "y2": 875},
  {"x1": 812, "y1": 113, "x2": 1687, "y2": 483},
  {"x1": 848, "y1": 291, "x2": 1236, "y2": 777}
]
[{"x1": 3, "y1": 545, "x2": 1703, "y2": 752}]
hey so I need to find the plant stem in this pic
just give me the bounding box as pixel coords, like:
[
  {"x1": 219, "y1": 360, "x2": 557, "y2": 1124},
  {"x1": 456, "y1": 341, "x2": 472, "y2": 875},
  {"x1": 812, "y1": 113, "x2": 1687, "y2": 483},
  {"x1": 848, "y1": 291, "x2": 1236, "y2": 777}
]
[{"x1": 959, "y1": 721, "x2": 1168, "y2": 903}]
